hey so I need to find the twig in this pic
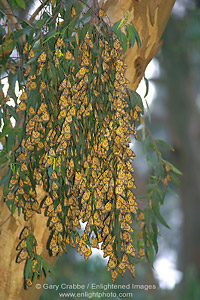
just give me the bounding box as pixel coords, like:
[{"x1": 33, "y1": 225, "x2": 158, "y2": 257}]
[
  {"x1": 79, "y1": 0, "x2": 91, "y2": 9},
  {"x1": 0, "y1": 213, "x2": 11, "y2": 227}
]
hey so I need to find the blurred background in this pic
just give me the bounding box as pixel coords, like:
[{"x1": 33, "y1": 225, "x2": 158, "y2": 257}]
[{"x1": 39, "y1": 0, "x2": 200, "y2": 299}]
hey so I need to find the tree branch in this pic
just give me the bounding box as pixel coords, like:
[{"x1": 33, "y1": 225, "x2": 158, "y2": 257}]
[
  {"x1": 29, "y1": 0, "x2": 51, "y2": 25},
  {"x1": 0, "y1": 0, "x2": 21, "y2": 30}
]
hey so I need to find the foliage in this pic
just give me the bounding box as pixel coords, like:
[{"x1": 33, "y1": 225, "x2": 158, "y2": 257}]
[{"x1": 0, "y1": 0, "x2": 180, "y2": 290}]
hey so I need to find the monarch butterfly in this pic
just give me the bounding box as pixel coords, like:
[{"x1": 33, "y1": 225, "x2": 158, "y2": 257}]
[
  {"x1": 104, "y1": 201, "x2": 112, "y2": 212},
  {"x1": 16, "y1": 101, "x2": 26, "y2": 112},
  {"x1": 31, "y1": 201, "x2": 41, "y2": 212},
  {"x1": 20, "y1": 227, "x2": 31, "y2": 240},
  {"x1": 38, "y1": 103, "x2": 47, "y2": 113},
  {"x1": 6, "y1": 192, "x2": 14, "y2": 200},
  {"x1": 83, "y1": 74, "x2": 89, "y2": 84},
  {"x1": 28, "y1": 106, "x2": 35, "y2": 115},
  {"x1": 52, "y1": 191, "x2": 58, "y2": 200},
  {"x1": 108, "y1": 258, "x2": 117, "y2": 269},
  {"x1": 48, "y1": 148, "x2": 56, "y2": 157},
  {"x1": 54, "y1": 222, "x2": 63, "y2": 232},
  {"x1": 98, "y1": 38, "x2": 104, "y2": 48},
  {"x1": 52, "y1": 182, "x2": 59, "y2": 191},
  {"x1": 76, "y1": 67, "x2": 88, "y2": 78},
  {"x1": 111, "y1": 48, "x2": 117, "y2": 58},
  {"x1": 121, "y1": 222, "x2": 132, "y2": 232},
  {"x1": 84, "y1": 248, "x2": 92, "y2": 261},
  {"x1": 50, "y1": 171, "x2": 58, "y2": 180},
  {"x1": 115, "y1": 185, "x2": 125, "y2": 196},
  {"x1": 118, "y1": 261, "x2": 126, "y2": 271},
  {"x1": 113, "y1": 39, "x2": 121, "y2": 50},
  {"x1": 65, "y1": 115, "x2": 72, "y2": 123},
  {"x1": 118, "y1": 77, "x2": 126, "y2": 85},
  {"x1": 49, "y1": 237, "x2": 57, "y2": 249},
  {"x1": 129, "y1": 205, "x2": 137, "y2": 214},
  {"x1": 126, "y1": 243, "x2": 136, "y2": 256},
  {"x1": 56, "y1": 37, "x2": 64, "y2": 48},
  {"x1": 58, "y1": 109, "x2": 67, "y2": 119},
  {"x1": 24, "y1": 209, "x2": 34, "y2": 221},
  {"x1": 46, "y1": 204, "x2": 55, "y2": 217},
  {"x1": 124, "y1": 213, "x2": 132, "y2": 223},
  {"x1": 55, "y1": 203, "x2": 62, "y2": 213},
  {"x1": 82, "y1": 190, "x2": 91, "y2": 202},
  {"x1": 104, "y1": 243, "x2": 113, "y2": 254},
  {"x1": 28, "y1": 49, "x2": 34, "y2": 59},
  {"x1": 32, "y1": 131, "x2": 40, "y2": 140},
  {"x1": 95, "y1": 199, "x2": 104, "y2": 210},
  {"x1": 38, "y1": 52, "x2": 47, "y2": 63},
  {"x1": 40, "y1": 81, "x2": 46, "y2": 90},
  {"x1": 42, "y1": 196, "x2": 53, "y2": 208},
  {"x1": 81, "y1": 57, "x2": 90, "y2": 66},
  {"x1": 25, "y1": 278, "x2": 33, "y2": 289},
  {"x1": 49, "y1": 216, "x2": 60, "y2": 227},
  {"x1": 91, "y1": 237, "x2": 99, "y2": 249},
  {"x1": 51, "y1": 245, "x2": 59, "y2": 256},
  {"x1": 103, "y1": 224, "x2": 109, "y2": 235},
  {"x1": 121, "y1": 231, "x2": 132, "y2": 242},
  {"x1": 16, "y1": 239, "x2": 27, "y2": 250},
  {"x1": 65, "y1": 50, "x2": 74, "y2": 60},
  {"x1": 111, "y1": 270, "x2": 118, "y2": 282}
]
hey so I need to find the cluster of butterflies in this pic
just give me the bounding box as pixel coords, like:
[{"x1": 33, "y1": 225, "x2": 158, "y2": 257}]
[
  {"x1": 7, "y1": 5, "x2": 145, "y2": 287},
  {"x1": 16, "y1": 226, "x2": 39, "y2": 288}
]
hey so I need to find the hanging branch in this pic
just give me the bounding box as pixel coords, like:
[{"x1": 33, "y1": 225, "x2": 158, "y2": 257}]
[{"x1": 29, "y1": 0, "x2": 51, "y2": 25}]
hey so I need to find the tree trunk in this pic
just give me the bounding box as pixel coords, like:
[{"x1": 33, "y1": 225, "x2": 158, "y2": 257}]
[
  {"x1": 0, "y1": 176, "x2": 57, "y2": 300},
  {"x1": 0, "y1": 1, "x2": 176, "y2": 299},
  {"x1": 161, "y1": 16, "x2": 200, "y2": 279},
  {"x1": 100, "y1": 0, "x2": 176, "y2": 90}
]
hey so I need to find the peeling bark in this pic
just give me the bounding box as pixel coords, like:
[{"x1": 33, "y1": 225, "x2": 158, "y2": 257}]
[{"x1": 0, "y1": 1, "x2": 176, "y2": 299}]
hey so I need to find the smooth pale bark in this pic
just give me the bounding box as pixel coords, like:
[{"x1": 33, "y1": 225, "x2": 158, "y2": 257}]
[
  {"x1": 100, "y1": 0, "x2": 176, "y2": 90},
  {"x1": 0, "y1": 177, "x2": 57, "y2": 300},
  {"x1": 0, "y1": 1, "x2": 175, "y2": 299}
]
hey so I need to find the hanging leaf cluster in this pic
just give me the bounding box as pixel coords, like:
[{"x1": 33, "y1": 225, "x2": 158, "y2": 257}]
[{"x1": 0, "y1": 0, "x2": 181, "y2": 290}]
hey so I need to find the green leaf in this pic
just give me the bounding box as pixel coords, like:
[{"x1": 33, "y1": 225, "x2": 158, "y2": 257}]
[
  {"x1": 25, "y1": 258, "x2": 34, "y2": 280},
  {"x1": 147, "y1": 243, "x2": 154, "y2": 267},
  {"x1": 35, "y1": 18, "x2": 47, "y2": 28},
  {"x1": 152, "y1": 196, "x2": 170, "y2": 229},
  {"x1": 42, "y1": 258, "x2": 56, "y2": 277},
  {"x1": 169, "y1": 172, "x2": 180, "y2": 186},
  {"x1": 0, "y1": 167, "x2": 11, "y2": 187},
  {"x1": 16, "y1": 0, "x2": 26, "y2": 9},
  {"x1": 0, "y1": 123, "x2": 12, "y2": 138},
  {"x1": 44, "y1": 31, "x2": 60, "y2": 43},
  {"x1": 26, "y1": 234, "x2": 34, "y2": 256},
  {"x1": 128, "y1": 89, "x2": 144, "y2": 114},
  {"x1": 7, "y1": 105, "x2": 19, "y2": 122},
  {"x1": 163, "y1": 160, "x2": 183, "y2": 175},
  {"x1": 111, "y1": 20, "x2": 128, "y2": 53},
  {"x1": 155, "y1": 139, "x2": 174, "y2": 151},
  {"x1": 130, "y1": 25, "x2": 141, "y2": 47},
  {"x1": 6, "y1": 130, "x2": 16, "y2": 151},
  {"x1": 117, "y1": 18, "x2": 125, "y2": 29},
  {"x1": 144, "y1": 77, "x2": 149, "y2": 98},
  {"x1": 151, "y1": 221, "x2": 158, "y2": 253}
]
